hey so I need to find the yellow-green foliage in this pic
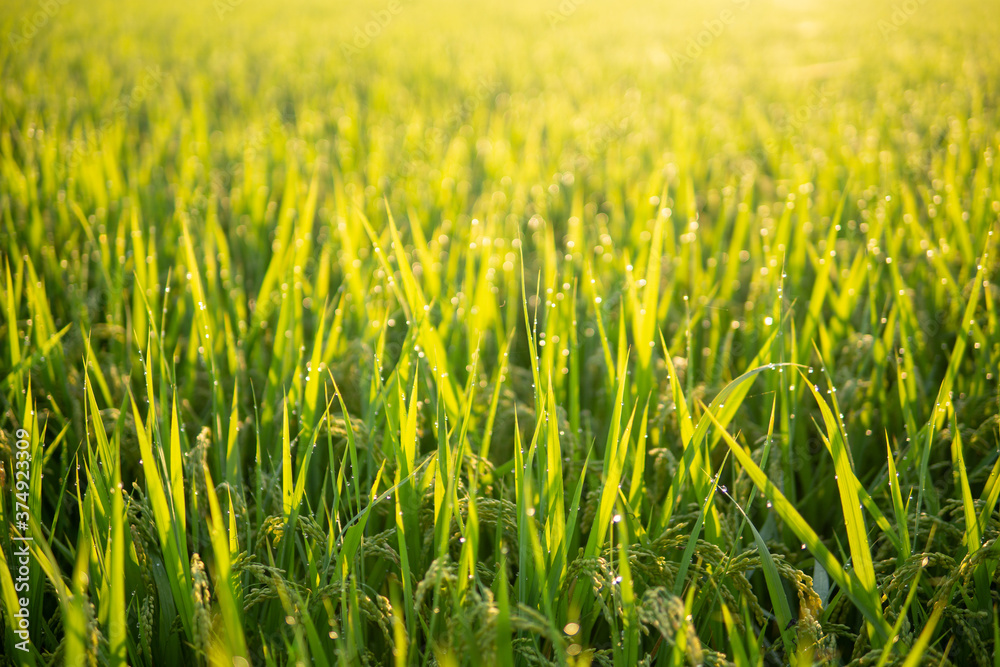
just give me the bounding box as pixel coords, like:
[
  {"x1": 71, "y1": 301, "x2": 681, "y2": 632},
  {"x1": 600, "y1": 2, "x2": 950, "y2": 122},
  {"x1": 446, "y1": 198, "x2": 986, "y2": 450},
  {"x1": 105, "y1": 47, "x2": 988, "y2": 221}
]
[{"x1": 1, "y1": 0, "x2": 999, "y2": 665}]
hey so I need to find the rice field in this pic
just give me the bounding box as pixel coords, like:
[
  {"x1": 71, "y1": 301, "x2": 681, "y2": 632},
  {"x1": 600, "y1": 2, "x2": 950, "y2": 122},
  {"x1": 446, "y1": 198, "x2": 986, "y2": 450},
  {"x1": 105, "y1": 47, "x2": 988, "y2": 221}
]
[{"x1": 1, "y1": 0, "x2": 999, "y2": 664}]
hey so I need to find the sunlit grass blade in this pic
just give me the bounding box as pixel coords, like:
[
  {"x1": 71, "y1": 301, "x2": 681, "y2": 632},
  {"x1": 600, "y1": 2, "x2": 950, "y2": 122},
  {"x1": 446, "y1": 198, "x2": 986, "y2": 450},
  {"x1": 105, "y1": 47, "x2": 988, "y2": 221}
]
[
  {"x1": 801, "y1": 365, "x2": 883, "y2": 637},
  {"x1": 583, "y1": 348, "x2": 634, "y2": 558},
  {"x1": 950, "y1": 411, "x2": 990, "y2": 610},
  {"x1": 201, "y1": 462, "x2": 249, "y2": 661},
  {"x1": 129, "y1": 391, "x2": 195, "y2": 639},
  {"x1": 885, "y1": 434, "x2": 911, "y2": 561},
  {"x1": 705, "y1": 404, "x2": 891, "y2": 640},
  {"x1": 875, "y1": 570, "x2": 924, "y2": 667},
  {"x1": 900, "y1": 602, "x2": 945, "y2": 667},
  {"x1": 711, "y1": 441, "x2": 795, "y2": 653}
]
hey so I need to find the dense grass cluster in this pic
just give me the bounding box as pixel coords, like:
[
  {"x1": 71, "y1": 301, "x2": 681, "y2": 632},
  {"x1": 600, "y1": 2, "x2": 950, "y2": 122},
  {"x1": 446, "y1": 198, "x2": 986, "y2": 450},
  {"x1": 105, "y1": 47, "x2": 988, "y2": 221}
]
[{"x1": 1, "y1": 0, "x2": 999, "y2": 664}]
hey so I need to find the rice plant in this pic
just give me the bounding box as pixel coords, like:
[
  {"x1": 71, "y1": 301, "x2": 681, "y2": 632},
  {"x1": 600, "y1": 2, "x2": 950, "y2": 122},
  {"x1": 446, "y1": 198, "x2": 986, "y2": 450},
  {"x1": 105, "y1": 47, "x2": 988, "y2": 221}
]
[{"x1": 1, "y1": 0, "x2": 999, "y2": 665}]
